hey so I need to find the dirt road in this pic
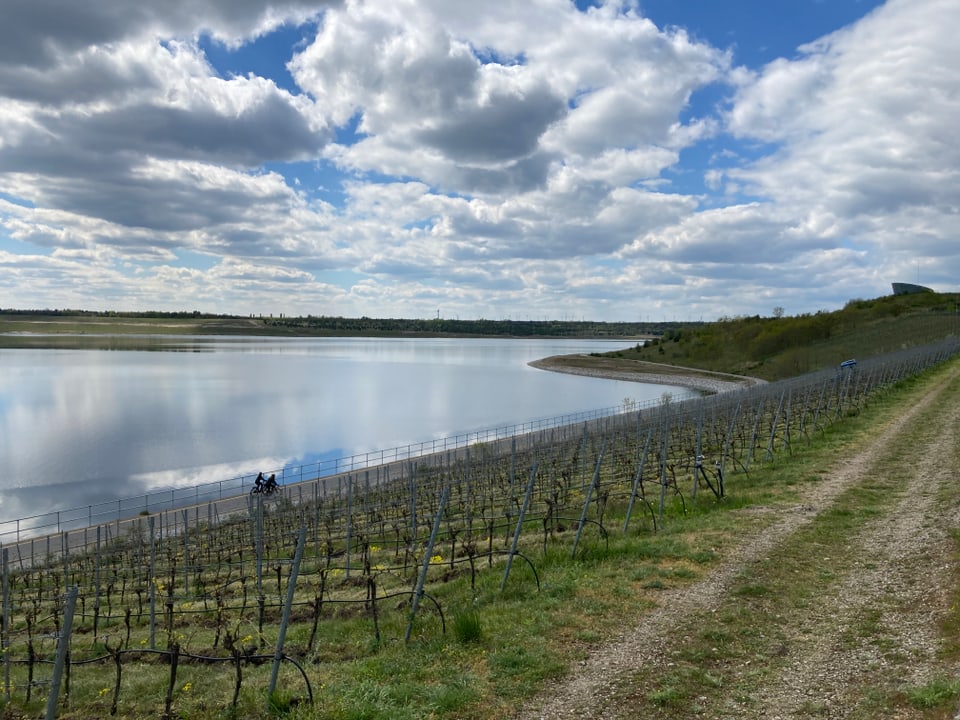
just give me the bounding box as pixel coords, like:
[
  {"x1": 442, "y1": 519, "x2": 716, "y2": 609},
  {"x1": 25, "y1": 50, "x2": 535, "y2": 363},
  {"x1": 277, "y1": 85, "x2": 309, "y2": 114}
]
[{"x1": 516, "y1": 362, "x2": 960, "y2": 719}]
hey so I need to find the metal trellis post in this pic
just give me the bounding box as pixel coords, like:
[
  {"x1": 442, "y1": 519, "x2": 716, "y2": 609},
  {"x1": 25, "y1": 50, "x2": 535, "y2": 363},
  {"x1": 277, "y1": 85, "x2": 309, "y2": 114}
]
[
  {"x1": 406, "y1": 484, "x2": 450, "y2": 642},
  {"x1": 501, "y1": 463, "x2": 538, "y2": 592},
  {"x1": 45, "y1": 586, "x2": 78, "y2": 720},
  {"x1": 267, "y1": 527, "x2": 307, "y2": 706}
]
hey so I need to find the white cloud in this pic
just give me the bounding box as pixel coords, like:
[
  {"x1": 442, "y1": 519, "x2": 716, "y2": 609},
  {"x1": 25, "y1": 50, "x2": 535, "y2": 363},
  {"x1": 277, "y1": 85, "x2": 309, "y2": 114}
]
[
  {"x1": 725, "y1": 0, "x2": 960, "y2": 291},
  {"x1": 0, "y1": 0, "x2": 956, "y2": 320},
  {"x1": 293, "y1": 0, "x2": 725, "y2": 194},
  {"x1": 0, "y1": 0, "x2": 340, "y2": 70}
]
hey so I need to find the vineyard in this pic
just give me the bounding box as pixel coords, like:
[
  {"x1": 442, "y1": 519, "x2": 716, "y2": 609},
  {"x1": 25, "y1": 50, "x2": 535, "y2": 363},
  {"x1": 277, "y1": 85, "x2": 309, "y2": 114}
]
[{"x1": 2, "y1": 338, "x2": 959, "y2": 719}]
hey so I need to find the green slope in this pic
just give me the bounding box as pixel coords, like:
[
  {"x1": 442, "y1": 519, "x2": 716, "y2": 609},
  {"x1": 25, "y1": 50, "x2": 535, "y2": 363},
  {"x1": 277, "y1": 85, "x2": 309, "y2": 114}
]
[{"x1": 615, "y1": 291, "x2": 960, "y2": 381}]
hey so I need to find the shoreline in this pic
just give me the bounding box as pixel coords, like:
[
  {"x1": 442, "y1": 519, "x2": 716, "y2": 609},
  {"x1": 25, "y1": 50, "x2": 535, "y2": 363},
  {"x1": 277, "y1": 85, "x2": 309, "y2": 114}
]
[{"x1": 528, "y1": 355, "x2": 764, "y2": 395}]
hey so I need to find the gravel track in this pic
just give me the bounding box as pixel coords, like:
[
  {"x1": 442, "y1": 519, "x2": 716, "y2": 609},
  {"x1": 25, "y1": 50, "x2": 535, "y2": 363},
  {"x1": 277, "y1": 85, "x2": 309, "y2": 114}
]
[{"x1": 515, "y1": 362, "x2": 960, "y2": 719}]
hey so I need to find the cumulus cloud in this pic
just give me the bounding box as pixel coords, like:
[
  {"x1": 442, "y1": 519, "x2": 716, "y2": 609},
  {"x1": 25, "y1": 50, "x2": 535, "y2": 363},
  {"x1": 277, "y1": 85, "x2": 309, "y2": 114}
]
[
  {"x1": 0, "y1": 0, "x2": 341, "y2": 69},
  {"x1": 0, "y1": 35, "x2": 330, "y2": 249},
  {"x1": 725, "y1": 0, "x2": 960, "y2": 288},
  {"x1": 0, "y1": 0, "x2": 956, "y2": 320},
  {"x1": 292, "y1": 0, "x2": 724, "y2": 194}
]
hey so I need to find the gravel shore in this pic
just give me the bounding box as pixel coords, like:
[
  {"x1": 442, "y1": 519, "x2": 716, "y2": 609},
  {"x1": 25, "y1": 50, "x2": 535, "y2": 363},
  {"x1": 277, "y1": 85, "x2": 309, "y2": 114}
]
[{"x1": 528, "y1": 355, "x2": 764, "y2": 395}]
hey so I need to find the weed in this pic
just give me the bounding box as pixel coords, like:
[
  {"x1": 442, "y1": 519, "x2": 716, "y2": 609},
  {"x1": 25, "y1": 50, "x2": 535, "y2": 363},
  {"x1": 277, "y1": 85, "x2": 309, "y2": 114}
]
[
  {"x1": 904, "y1": 677, "x2": 960, "y2": 709},
  {"x1": 452, "y1": 609, "x2": 483, "y2": 644}
]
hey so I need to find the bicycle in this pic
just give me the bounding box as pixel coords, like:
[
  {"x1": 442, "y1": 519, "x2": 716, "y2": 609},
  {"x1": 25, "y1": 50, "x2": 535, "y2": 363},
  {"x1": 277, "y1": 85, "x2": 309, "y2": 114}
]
[{"x1": 250, "y1": 480, "x2": 280, "y2": 497}]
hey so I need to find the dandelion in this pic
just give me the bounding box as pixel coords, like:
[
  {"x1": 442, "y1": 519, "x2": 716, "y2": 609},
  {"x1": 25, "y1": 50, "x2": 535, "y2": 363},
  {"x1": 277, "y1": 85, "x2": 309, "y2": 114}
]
[
  {"x1": 182, "y1": 682, "x2": 192, "y2": 693},
  {"x1": 369, "y1": 545, "x2": 380, "y2": 553},
  {"x1": 429, "y1": 554, "x2": 443, "y2": 564},
  {"x1": 98, "y1": 687, "x2": 111, "y2": 697}
]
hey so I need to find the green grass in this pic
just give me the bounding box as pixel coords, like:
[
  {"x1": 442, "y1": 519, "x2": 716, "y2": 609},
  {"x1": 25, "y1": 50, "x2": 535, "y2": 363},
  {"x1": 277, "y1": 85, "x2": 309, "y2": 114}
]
[
  {"x1": 606, "y1": 291, "x2": 960, "y2": 381},
  {"x1": 452, "y1": 608, "x2": 483, "y2": 644},
  {"x1": 904, "y1": 677, "x2": 960, "y2": 710}
]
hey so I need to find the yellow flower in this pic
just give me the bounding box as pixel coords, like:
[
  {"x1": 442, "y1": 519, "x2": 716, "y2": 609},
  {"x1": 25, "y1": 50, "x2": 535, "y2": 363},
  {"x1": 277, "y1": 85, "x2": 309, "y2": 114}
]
[
  {"x1": 429, "y1": 554, "x2": 443, "y2": 564},
  {"x1": 182, "y1": 682, "x2": 192, "y2": 693},
  {"x1": 98, "y1": 687, "x2": 111, "y2": 697}
]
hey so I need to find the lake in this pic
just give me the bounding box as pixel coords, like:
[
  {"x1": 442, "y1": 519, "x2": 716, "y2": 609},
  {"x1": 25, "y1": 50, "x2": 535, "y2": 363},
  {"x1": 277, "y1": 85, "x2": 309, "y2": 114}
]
[{"x1": 0, "y1": 336, "x2": 693, "y2": 521}]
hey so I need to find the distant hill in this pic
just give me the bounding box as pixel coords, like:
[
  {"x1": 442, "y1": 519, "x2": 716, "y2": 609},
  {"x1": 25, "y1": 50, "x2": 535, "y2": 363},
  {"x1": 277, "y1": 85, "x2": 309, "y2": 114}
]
[{"x1": 604, "y1": 292, "x2": 960, "y2": 382}]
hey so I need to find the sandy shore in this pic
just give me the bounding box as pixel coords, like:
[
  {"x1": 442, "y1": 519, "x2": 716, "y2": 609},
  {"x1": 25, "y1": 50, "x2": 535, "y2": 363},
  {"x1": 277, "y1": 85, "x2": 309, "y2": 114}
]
[{"x1": 528, "y1": 355, "x2": 764, "y2": 394}]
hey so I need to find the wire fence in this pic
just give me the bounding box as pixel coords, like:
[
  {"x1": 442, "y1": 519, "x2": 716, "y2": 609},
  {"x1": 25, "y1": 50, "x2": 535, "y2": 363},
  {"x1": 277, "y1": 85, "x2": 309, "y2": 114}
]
[{"x1": 1, "y1": 337, "x2": 958, "y2": 717}]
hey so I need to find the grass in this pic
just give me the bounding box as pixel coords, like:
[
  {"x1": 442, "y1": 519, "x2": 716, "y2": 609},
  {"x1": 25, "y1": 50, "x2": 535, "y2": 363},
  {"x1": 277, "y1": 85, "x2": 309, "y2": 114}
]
[
  {"x1": 904, "y1": 678, "x2": 960, "y2": 710},
  {"x1": 599, "y1": 291, "x2": 960, "y2": 381},
  {"x1": 452, "y1": 609, "x2": 483, "y2": 644},
  {"x1": 4, "y1": 495, "x2": 779, "y2": 719}
]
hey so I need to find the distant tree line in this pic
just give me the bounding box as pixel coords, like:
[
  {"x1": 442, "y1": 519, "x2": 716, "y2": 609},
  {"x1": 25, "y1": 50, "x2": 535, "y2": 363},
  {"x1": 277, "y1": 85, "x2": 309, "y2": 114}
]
[
  {"x1": 261, "y1": 314, "x2": 695, "y2": 337},
  {"x1": 0, "y1": 308, "x2": 696, "y2": 338},
  {"x1": 0, "y1": 308, "x2": 237, "y2": 319}
]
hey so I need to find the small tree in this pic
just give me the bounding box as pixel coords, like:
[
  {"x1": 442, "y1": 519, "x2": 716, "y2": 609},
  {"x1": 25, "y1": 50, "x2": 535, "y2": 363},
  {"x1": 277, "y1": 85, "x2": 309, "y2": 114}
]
[{"x1": 773, "y1": 306, "x2": 785, "y2": 319}]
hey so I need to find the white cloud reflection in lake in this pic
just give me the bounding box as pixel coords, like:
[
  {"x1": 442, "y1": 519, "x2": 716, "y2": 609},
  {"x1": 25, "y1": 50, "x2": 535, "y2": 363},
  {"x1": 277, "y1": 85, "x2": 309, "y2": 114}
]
[{"x1": 0, "y1": 337, "x2": 693, "y2": 520}]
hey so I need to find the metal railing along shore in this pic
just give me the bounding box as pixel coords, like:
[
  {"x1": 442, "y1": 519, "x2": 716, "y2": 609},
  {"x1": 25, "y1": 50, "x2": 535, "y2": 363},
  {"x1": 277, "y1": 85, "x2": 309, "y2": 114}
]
[{"x1": 0, "y1": 395, "x2": 668, "y2": 546}]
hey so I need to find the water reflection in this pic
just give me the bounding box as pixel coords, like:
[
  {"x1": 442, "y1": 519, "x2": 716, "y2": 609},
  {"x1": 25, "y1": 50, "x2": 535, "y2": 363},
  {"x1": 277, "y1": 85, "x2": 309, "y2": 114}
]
[{"x1": 0, "y1": 337, "x2": 692, "y2": 519}]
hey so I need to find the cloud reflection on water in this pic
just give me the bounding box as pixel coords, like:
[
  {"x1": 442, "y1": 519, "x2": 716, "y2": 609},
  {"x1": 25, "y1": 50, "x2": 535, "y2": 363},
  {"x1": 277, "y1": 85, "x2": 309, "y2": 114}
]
[{"x1": 0, "y1": 337, "x2": 692, "y2": 521}]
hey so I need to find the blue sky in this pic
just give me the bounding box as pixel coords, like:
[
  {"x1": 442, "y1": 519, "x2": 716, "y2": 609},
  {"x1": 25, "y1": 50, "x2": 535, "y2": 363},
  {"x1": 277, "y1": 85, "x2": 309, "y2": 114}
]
[{"x1": 0, "y1": 0, "x2": 956, "y2": 321}]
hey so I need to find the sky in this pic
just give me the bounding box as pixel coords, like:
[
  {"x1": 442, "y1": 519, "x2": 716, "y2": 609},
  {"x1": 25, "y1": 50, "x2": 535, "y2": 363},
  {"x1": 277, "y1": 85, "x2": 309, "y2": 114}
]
[{"x1": 0, "y1": 0, "x2": 957, "y2": 322}]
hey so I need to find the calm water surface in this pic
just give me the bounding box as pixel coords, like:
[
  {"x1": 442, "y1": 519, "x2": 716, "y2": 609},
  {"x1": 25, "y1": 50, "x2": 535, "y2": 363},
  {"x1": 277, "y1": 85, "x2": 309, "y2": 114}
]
[{"x1": 0, "y1": 337, "x2": 692, "y2": 519}]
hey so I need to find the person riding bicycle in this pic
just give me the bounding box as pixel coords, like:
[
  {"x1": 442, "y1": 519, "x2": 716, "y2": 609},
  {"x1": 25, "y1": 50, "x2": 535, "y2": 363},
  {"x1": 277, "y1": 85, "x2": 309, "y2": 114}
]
[
  {"x1": 265, "y1": 473, "x2": 278, "y2": 492},
  {"x1": 254, "y1": 472, "x2": 265, "y2": 492}
]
